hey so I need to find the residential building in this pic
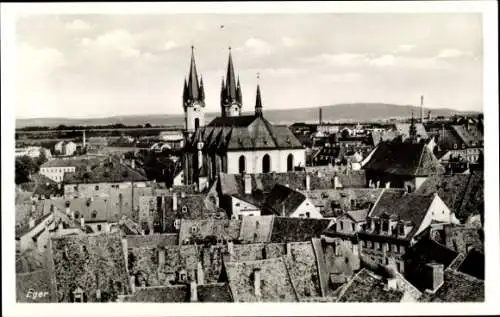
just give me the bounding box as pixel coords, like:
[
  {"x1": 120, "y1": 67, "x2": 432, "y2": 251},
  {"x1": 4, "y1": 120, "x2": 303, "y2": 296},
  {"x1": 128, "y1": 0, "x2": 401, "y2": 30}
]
[
  {"x1": 15, "y1": 146, "x2": 52, "y2": 159},
  {"x1": 54, "y1": 141, "x2": 77, "y2": 156},
  {"x1": 15, "y1": 213, "x2": 55, "y2": 253},
  {"x1": 262, "y1": 184, "x2": 321, "y2": 218},
  {"x1": 362, "y1": 141, "x2": 444, "y2": 192},
  {"x1": 40, "y1": 159, "x2": 77, "y2": 183},
  {"x1": 49, "y1": 232, "x2": 130, "y2": 302},
  {"x1": 357, "y1": 190, "x2": 459, "y2": 273}
]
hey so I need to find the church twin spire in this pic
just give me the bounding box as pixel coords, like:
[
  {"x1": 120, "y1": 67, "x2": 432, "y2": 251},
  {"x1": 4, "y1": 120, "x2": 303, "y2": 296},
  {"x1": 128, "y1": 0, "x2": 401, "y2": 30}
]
[
  {"x1": 183, "y1": 46, "x2": 205, "y2": 110},
  {"x1": 183, "y1": 46, "x2": 263, "y2": 118}
]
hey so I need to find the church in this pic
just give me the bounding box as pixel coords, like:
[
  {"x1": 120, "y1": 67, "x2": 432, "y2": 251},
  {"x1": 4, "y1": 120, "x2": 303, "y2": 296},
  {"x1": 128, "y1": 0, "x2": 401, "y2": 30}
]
[{"x1": 181, "y1": 47, "x2": 306, "y2": 188}]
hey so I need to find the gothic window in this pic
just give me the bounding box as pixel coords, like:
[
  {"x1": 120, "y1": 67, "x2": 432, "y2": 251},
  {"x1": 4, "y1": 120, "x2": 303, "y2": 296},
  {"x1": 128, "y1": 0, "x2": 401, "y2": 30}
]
[
  {"x1": 287, "y1": 154, "x2": 294, "y2": 171},
  {"x1": 262, "y1": 154, "x2": 271, "y2": 173},
  {"x1": 239, "y1": 155, "x2": 246, "y2": 174}
]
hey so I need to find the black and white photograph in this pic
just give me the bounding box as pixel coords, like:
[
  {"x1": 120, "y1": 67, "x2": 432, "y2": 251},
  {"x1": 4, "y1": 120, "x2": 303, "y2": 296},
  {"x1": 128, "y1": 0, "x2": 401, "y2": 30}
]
[{"x1": 1, "y1": 1, "x2": 499, "y2": 316}]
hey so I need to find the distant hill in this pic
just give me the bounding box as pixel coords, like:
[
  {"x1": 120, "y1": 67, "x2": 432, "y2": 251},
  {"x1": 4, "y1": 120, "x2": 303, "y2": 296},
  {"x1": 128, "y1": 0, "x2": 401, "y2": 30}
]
[{"x1": 16, "y1": 103, "x2": 479, "y2": 129}]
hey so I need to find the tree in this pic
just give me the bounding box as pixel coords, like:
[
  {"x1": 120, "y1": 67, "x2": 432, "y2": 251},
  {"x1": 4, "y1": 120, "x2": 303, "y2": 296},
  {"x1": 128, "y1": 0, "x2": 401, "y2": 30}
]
[
  {"x1": 144, "y1": 123, "x2": 152, "y2": 128},
  {"x1": 36, "y1": 150, "x2": 48, "y2": 167},
  {"x1": 15, "y1": 155, "x2": 39, "y2": 184}
]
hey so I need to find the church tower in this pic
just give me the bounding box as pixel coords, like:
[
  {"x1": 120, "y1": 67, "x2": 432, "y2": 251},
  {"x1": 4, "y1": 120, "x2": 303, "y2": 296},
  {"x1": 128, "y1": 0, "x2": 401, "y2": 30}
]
[
  {"x1": 183, "y1": 46, "x2": 205, "y2": 135},
  {"x1": 220, "y1": 48, "x2": 242, "y2": 117}
]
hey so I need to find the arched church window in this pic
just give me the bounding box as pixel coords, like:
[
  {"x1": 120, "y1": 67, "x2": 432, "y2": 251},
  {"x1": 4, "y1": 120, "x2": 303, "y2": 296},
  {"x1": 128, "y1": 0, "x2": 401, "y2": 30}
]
[
  {"x1": 262, "y1": 154, "x2": 271, "y2": 173},
  {"x1": 194, "y1": 118, "x2": 200, "y2": 130},
  {"x1": 239, "y1": 155, "x2": 246, "y2": 174},
  {"x1": 287, "y1": 154, "x2": 294, "y2": 171}
]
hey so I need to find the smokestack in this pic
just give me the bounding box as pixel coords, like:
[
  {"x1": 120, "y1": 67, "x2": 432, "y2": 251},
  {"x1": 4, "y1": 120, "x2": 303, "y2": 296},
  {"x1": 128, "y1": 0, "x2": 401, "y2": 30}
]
[
  {"x1": 319, "y1": 108, "x2": 323, "y2": 125},
  {"x1": 420, "y1": 95, "x2": 424, "y2": 123},
  {"x1": 244, "y1": 174, "x2": 252, "y2": 195},
  {"x1": 305, "y1": 174, "x2": 311, "y2": 191},
  {"x1": 190, "y1": 280, "x2": 198, "y2": 302},
  {"x1": 253, "y1": 268, "x2": 262, "y2": 298},
  {"x1": 83, "y1": 130, "x2": 86, "y2": 148}
]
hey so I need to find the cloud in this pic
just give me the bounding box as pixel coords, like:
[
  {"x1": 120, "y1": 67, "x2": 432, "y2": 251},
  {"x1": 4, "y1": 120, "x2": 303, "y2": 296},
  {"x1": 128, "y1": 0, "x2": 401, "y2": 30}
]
[
  {"x1": 163, "y1": 41, "x2": 178, "y2": 51},
  {"x1": 78, "y1": 29, "x2": 144, "y2": 60},
  {"x1": 321, "y1": 72, "x2": 361, "y2": 82},
  {"x1": 300, "y1": 53, "x2": 366, "y2": 67},
  {"x1": 243, "y1": 38, "x2": 274, "y2": 55},
  {"x1": 436, "y1": 48, "x2": 472, "y2": 59},
  {"x1": 367, "y1": 54, "x2": 397, "y2": 67},
  {"x1": 394, "y1": 44, "x2": 415, "y2": 53},
  {"x1": 65, "y1": 19, "x2": 93, "y2": 31},
  {"x1": 18, "y1": 43, "x2": 66, "y2": 76},
  {"x1": 282, "y1": 36, "x2": 298, "y2": 47}
]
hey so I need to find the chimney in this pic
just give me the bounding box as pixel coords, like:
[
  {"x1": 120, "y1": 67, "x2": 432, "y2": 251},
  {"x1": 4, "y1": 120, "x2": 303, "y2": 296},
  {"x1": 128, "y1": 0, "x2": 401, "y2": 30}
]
[
  {"x1": 58, "y1": 222, "x2": 63, "y2": 232},
  {"x1": 253, "y1": 268, "x2": 262, "y2": 298},
  {"x1": 424, "y1": 262, "x2": 444, "y2": 292},
  {"x1": 333, "y1": 175, "x2": 340, "y2": 189},
  {"x1": 227, "y1": 241, "x2": 234, "y2": 261},
  {"x1": 386, "y1": 277, "x2": 399, "y2": 291},
  {"x1": 352, "y1": 243, "x2": 359, "y2": 257},
  {"x1": 65, "y1": 206, "x2": 70, "y2": 215},
  {"x1": 172, "y1": 193, "x2": 178, "y2": 211},
  {"x1": 281, "y1": 203, "x2": 286, "y2": 217},
  {"x1": 305, "y1": 173, "x2": 311, "y2": 191},
  {"x1": 197, "y1": 261, "x2": 204, "y2": 285},
  {"x1": 190, "y1": 280, "x2": 198, "y2": 302},
  {"x1": 31, "y1": 204, "x2": 36, "y2": 213},
  {"x1": 129, "y1": 276, "x2": 136, "y2": 294},
  {"x1": 28, "y1": 216, "x2": 35, "y2": 229},
  {"x1": 158, "y1": 248, "x2": 165, "y2": 266},
  {"x1": 244, "y1": 174, "x2": 252, "y2": 195},
  {"x1": 181, "y1": 191, "x2": 186, "y2": 198},
  {"x1": 80, "y1": 217, "x2": 85, "y2": 229},
  {"x1": 131, "y1": 159, "x2": 135, "y2": 169}
]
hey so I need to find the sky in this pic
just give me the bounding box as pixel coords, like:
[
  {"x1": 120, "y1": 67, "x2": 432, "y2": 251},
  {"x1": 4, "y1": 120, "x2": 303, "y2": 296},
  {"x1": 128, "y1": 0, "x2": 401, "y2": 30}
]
[{"x1": 15, "y1": 13, "x2": 483, "y2": 119}]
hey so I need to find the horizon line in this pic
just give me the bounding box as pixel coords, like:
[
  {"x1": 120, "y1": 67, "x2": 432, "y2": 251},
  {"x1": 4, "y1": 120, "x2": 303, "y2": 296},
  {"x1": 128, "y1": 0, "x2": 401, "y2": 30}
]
[{"x1": 15, "y1": 102, "x2": 482, "y2": 121}]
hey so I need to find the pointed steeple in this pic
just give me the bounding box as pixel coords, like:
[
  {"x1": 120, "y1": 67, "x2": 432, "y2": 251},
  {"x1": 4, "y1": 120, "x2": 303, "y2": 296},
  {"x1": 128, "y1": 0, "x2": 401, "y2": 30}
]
[
  {"x1": 225, "y1": 47, "x2": 238, "y2": 101},
  {"x1": 236, "y1": 76, "x2": 242, "y2": 104},
  {"x1": 187, "y1": 46, "x2": 200, "y2": 101},
  {"x1": 199, "y1": 76, "x2": 205, "y2": 101},
  {"x1": 183, "y1": 78, "x2": 188, "y2": 105},
  {"x1": 255, "y1": 77, "x2": 263, "y2": 117}
]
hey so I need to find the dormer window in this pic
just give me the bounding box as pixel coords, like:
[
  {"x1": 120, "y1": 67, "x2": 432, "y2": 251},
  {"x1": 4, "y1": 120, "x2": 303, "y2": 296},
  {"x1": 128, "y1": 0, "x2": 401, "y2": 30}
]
[
  {"x1": 398, "y1": 224, "x2": 405, "y2": 236},
  {"x1": 382, "y1": 220, "x2": 389, "y2": 232},
  {"x1": 191, "y1": 226, "x2": 198, "y2": 233},
  {"x1": 72, "y1": 287, "x2": 85, "y2": 303},
  {"x1": 182, "y1": 205, "x2": 188, "y2": 213}
]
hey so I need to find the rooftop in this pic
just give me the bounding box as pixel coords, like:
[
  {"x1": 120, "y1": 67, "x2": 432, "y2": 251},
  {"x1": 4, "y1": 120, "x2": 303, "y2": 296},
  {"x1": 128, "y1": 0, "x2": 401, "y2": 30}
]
[{"x1": 363, "y1": 142, "x2": 444, "y2": 177}]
